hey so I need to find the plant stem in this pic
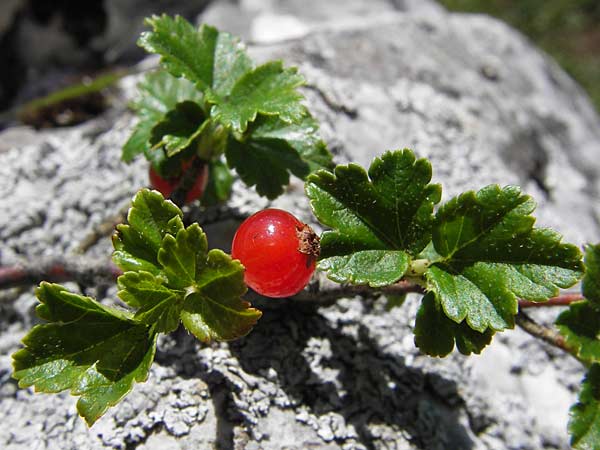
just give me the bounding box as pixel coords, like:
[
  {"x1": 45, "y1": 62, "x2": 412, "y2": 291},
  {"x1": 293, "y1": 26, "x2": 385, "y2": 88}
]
[
  {"x1": 288, "y1": 280, "x2": 425, "y2": 306},
  {"x1": 518, "y1": 293, "x2": 583, "y2": 308},
  {"x1": 515, "y1": 310, "x2": 581, "y2": 363},
  {"x1": 0, "y1": 258, "x2": 121, "y2": 290},
  {"x1": 73, "y1": 202, "x2": 130, "y2": 254}
]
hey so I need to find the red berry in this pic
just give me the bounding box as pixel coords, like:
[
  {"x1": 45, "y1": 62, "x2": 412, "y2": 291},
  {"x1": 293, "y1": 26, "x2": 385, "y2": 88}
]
[
  {"x1": 231, "y1": 209, "x2": 320, "y2": 298},
  {"x1": 149, "y1": 159, "x2": 208, "y2": 204}
]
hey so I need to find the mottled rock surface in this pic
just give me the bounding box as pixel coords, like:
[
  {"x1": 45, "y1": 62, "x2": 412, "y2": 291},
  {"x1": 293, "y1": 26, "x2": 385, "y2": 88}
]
[{"x1": 1, "y1": 1, "x2": 600, "y2": 449}]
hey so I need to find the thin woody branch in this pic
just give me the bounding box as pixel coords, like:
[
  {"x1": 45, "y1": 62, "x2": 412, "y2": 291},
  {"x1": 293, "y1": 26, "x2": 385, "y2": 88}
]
[
  {"x1": 288, "y1": 280, "x2": 425, "y2": 306},
  {"x1": 0, "y1": 257, "x2": 584, "y2": 314},
  {"x1": 73, "y1": 202, "x2": 130, "y2": 254},
  {"x1": 518, "y1": 293, "x2": 583, "y2": 308},
  {"x1": 0, "y1": 258, "x2": 121, "y2": 290},
  {"x1": 515, "y1": 310, "x2": 581, "y2": 363}
]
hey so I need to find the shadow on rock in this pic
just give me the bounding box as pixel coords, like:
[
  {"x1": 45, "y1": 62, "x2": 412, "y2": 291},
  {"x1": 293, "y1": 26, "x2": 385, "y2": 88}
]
[{"x1": 227, "y1": 299, "x2": 475, "y2": 450}]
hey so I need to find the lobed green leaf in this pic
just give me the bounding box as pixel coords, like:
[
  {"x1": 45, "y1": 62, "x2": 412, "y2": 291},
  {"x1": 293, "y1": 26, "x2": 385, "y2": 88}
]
[
  {"x1": 12, "y1": 283, "x2": 157, "y2": 426},
  {"x1": 138, "y1": 15, "x2": 252, "y2": 95},
  {"x1": 113, "y1": 190, "x2": 261, "y2": 342},
  {"x1": 428, "y1": 185, "x2": 583, "y2": 332},
  {"x1": 150, "y1": 100, "x2": 207, "y2": 157},
  {"x1": 583, "y1": 244, "x2": 600, "y2": 308},
  {"x1": 569, "y1": 364, "x2": 600, "y2": 449},
  {"x1": 414, "y1": 292, "x2": 494, "y2": 357},
  {"x1": 556, "y1": 301, "x2": 600, "y2": 366},
  {"x1": 123, "y1": 71, "x2": 203, "y2": 162},
  {"x1": 117, "y1": 271, "x2": 183, "y2": 334},
  {"x1": 306, "y1": 149, "x2": 441, "y2": 286},
  {"x1": 158, "y1": 224, "x2": 208, "y2": 289},
  {"x1": 112, "y1": 189, "x2": 183, "y2": 274},
  {"x1": 209, "y1": 61, "x2": 305, "y2": 133},
  {"x1": 225, "y1": 113, "x2": 331, "y2": 199},
  {"x1": 180, "y1": 250, "x2": 261, "y2": 341}
]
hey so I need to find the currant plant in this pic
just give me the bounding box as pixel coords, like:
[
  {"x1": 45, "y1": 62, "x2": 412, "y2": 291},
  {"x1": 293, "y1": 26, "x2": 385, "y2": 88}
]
[
  {"x1": 122, "y1": 15, "x2": 332, "y2": 204},
  {"x1": 556, "y1": 244, "x2": 600, "y2": 448},
  {"x1": 8, "y1": 15, "x2": 600, "y2": 450},
  {"x1": 12, "y1": 189, "x2": 261, "y2": 425}
]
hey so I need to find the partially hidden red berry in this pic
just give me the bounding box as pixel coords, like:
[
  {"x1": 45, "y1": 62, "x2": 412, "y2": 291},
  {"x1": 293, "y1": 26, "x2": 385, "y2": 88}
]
[
  {"x1": 149, "y1": 159, "x2": 209, "y2": 204},
  {"x1": 231, "y1": 209, "x2": 320, "y2": 298}
]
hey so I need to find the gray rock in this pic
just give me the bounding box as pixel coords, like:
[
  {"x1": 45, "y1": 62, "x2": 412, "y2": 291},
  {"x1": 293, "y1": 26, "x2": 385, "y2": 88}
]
[{"x1": 1, "y1": 2, "x2": 599, "y2": 449}]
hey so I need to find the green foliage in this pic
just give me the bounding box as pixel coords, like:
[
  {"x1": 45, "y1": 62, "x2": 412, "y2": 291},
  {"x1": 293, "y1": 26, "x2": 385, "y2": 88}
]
[
  {"x1": 117, "y1": 271, "x2": 182, "y2": 333},
  {"x1": 429, "y1": 185, "x2": 583, "y2": 332},
  {"x1": 150, "y1": 101, "x2": 207, "y2": 157},
  {"x1": 13, "y1": 189, "x2": 260, "y2": 424},
  {"x1": 12, "y1": 283, "x2": 157, "y2": 426},
  {"x1": 226, "y1": 113, "x2": 332, "y2": 198},
  {"x1": 122, "y1": 71, "x2": 203, "y2": 163},
  {"x1": 139, "y1": 16, "x2": 252, "y2": 95},
  {"x1": 306, "y1": 150, "x2": 441, "y2": 286},
  {"x1": 414, "y1": 293, "x2": 494, "y2": 356},
  {"x1": 556, "y1": 301, "x2": 600, "y2": 366},
  {"x1": 201, "y1": 158, "x2": 235, "y2": 206},
  {"x1": 556, "y1": 243, "x2": 600, "y2": 364},
  {"x1": 112, "y1": 189, "x2": 260, "y2": 340},
  {"x1": 307, "y1": 151, "x2": 583, "y2": 359},
  {"x1": 112, "y1": 189, "x2": 183, "y2": 274},
  {"x1": 583, "y1": 244, "x2": 600, "y2": 307},
  {"x1": 569, "y1": 364, "x2": 600, "y2": 449},
  {"x1": 14, "y1": 11, "x2": 595, "y2": 443},
  {"x1": 208, "y1": 61, "x2": 305, "y2": 133},
  {"x1": 126, "y1": 15, "x2": 332, "y2": 201}
]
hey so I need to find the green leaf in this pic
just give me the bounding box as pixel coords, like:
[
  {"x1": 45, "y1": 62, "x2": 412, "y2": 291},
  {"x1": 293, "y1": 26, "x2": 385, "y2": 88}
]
[
  {"x1": 318, "y1": 250, "x2": 410, "y2": 287},
  {"x1": 209, "y1": 61, "x2": 305, "y2": 133},
  {"x1": 150, "y1": 101, "x2": 207, "y2": 157},
  {"x1": 569, "y1": 364, "x2": 600, "y2": 449},
  {"x1": 112, "y1": 189, "x2": 183, "y2": 274},
  {"x1": 306, "y1": 149, "x2": 441, "y2": 286},
  {"x1": 117, "y1": 271, "x2": 183, "y2": 333},
  {"x1": 225, "y1": 134, "x2": 305, "y2": 199},
  {"x1": 584, "y1": 244, "x2": 600, "y2": 307},
  {"x1": 12, "y1": 283, "x2": 157, "y2": 426},
  {"x1": 226, "y1": 111, "x2": 333, "y2": 198},
  {"x1": 384, "y1": 293, "x2": 407, "y2": 311},
  {"x1": 556, "y1": 301, "x2": 600, "y2": 365},
  {"x1": 201, "y1": 158, "x2": 235, "y2": 206},
  {"x1": 123, "y1": 70, "x2": 203, "y2": 162},
  {"x1": 414, "y1": 292, "x2": 494, "y2": 357},
  {"x1": 138, "y1": 15, "x2": 252, "y2": 95},
  {"x1": 428, "y1": 185, "x2": 583, "y2": 332},
  {"x1": 180, "y1": 250, "x2": 261, "y2": 341},
  {"x1": 158, "y1": 224, "x2": 207, "y2": 289},
  {"x1": 244, "y1": 113, "x2": 333, "y2": 174}
]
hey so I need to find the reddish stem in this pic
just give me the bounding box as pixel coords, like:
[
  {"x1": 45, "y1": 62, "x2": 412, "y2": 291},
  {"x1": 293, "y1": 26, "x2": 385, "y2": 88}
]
[
  {"x1": 0, "y1": 259, "x2": 121, "y2": 290},
  {"x1": 518, "y1": 293, "x2": 583, "y2": 309}
]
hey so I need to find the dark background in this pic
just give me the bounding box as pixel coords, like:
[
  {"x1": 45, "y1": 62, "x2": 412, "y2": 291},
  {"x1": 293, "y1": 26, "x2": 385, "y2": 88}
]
[{"x1": 1, "y1": 0, "x2": 599, "y2": 121}]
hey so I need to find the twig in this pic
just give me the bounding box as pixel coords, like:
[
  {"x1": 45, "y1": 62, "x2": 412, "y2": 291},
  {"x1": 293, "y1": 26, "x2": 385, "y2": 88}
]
[
  {"x1": 73, "y1": 202, "x2": 131, "y2": 254},
  {"x1": 0, "y1": 258, "x2": 121, "y2": 290},
  {"x1": 518, "y1": 293, "x2": 583, "y2": 308},
  {"x1": 290, "y1": 280, "x2": 425, "y2": 306},
  {"x1": 183, "y1": 204, "x2": 250, "y2": 227},
  {"x1": 515, "y1": 310, "x2": 580, "y2": 362}
]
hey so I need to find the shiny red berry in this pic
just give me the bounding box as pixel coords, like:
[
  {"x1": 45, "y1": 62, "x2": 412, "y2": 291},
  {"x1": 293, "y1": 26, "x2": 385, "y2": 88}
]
[
  {"x1": 149, "y1": 159, "x2": 209, "y2": 204},
  {"x1": 231, "y1": 209, "x2": 320, "y2": 298}
]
